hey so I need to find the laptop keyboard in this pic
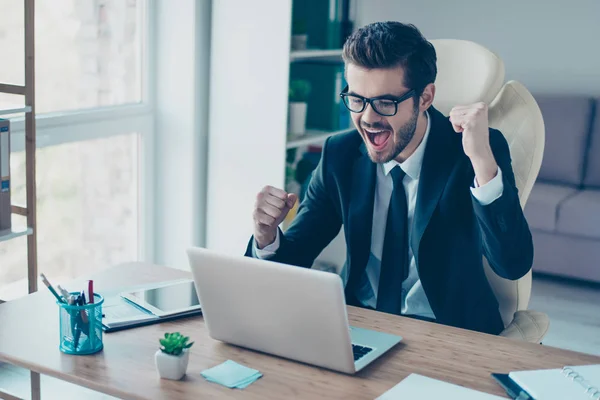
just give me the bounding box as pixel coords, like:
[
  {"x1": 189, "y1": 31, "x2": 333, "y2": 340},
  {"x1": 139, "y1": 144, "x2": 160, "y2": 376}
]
[{"x1": 352, "y1": 344, "x2": 374, "y2": 361}]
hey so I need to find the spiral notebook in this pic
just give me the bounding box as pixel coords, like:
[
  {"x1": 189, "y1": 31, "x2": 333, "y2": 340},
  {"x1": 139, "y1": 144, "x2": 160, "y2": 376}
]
[{"x1": 508, "y1": 364, "x2": 600, "y2": 400}]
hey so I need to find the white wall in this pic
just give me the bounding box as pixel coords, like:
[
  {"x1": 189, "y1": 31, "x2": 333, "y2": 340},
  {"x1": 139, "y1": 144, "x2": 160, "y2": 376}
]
[
  {"x1": 355, "y1": 0, "x2": 600, "y2": 96},
  {"x1": 153, "y1": 0, "x2": 212, "y2": 269},
  {"x1": 206, "y1": 0, "x2": 292, "y2": 255}
]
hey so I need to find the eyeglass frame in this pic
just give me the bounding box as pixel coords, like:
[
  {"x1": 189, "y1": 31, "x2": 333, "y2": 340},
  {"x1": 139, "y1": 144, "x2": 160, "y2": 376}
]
[{"x1": 339, "y1": 85, "x2": 417, "y2": 117}]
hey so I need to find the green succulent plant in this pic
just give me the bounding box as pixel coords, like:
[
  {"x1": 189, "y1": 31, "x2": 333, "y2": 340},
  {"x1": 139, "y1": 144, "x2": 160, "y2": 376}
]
[{"x1": 159, "y1": 332, "x2": 194, "y2": 356}]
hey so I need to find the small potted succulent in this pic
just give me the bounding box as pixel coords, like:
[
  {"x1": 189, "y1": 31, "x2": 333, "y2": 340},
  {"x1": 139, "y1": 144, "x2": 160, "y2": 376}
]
[
  {"x1": 288, "y1": 79, "x2": 312, "y2": 135},
  {"x1": 155, "y1": 332, "x2": 194, "y2": 380}
]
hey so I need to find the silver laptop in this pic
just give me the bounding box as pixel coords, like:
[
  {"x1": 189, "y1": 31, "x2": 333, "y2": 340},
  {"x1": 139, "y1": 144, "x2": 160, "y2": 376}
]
[{"x1": 186, "y1": 246, "x2": 402, "y2": 374}]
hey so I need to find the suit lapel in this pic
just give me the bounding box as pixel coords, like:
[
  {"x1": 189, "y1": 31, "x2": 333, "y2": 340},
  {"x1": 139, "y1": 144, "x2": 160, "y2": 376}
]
[
  {"x1": 346, "y1": 144, "x2": 377, "y2": 296},
  {"x1": 411, "y1": 107, "x2": 460, "y2": 267}
]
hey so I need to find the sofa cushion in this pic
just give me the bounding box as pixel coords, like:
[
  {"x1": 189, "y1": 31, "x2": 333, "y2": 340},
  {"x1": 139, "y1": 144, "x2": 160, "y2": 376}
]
[
  {"x1": 531, "y1": 230, "x2": 600, "y2": 283},
  {"x1": 556, "y1": 189, "x2": 600, "y2": 239},
  {"x1": 534, "y1": 96, "x2": 595, "y2": 186},
  {"x1": 524, "y1": 182, "x2": 577, "y2": 232},
  {"x1": 583, "y1": 99, "x2": 600, "y2": 188}
]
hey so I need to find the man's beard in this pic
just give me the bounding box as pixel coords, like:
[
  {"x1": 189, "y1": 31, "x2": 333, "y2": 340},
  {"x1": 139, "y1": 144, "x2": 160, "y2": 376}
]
[{"x1": 365, "y1": 103, "x2": 420, "y2": 164}]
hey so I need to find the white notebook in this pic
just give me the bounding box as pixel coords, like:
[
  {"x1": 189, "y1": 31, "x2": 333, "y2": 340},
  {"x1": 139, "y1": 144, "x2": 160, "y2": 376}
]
[
  {"x1": 377, "y1": 373, "x2": 504, "y2": 399},
  {"x1": 509, "y1": 364, "x2": 600, "y2": 400}
]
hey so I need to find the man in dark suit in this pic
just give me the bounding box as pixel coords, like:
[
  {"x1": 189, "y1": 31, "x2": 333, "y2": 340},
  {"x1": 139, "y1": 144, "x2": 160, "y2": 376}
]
[{"x1": 245, "y1": 21, "x2": 533, "y2": 335}]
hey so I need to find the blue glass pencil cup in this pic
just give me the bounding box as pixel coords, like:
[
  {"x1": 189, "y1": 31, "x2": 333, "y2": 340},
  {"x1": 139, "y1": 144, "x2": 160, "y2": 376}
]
[{"x1": 57, "y1": 293, "x2": 104, "y2": 355}]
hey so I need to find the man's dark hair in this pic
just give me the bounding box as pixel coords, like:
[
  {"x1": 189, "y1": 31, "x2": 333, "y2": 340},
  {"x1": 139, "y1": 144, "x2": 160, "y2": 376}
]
[{"x1": 342, "y1": 21, "x2": 437, "y2": 95}]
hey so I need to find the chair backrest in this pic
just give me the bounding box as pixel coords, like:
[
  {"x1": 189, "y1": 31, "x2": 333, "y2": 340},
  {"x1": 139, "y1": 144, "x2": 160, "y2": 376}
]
[{"x1": 430, "y1": 39, "x2": 545, "y2": 327}]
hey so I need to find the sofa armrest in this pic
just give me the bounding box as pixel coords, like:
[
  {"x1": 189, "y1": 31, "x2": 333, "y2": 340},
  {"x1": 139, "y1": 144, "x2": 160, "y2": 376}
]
[{"x1": 500, "y1": 310, "x2": 550, "y2": 343}]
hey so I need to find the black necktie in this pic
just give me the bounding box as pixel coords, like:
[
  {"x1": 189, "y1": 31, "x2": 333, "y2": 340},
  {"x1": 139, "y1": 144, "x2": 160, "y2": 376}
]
[{"x1": 376, "y1": 165, "x2": 409, "y2": 314}]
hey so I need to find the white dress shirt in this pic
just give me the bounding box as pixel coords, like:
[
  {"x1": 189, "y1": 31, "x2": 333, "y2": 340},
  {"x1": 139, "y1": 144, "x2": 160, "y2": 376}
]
[{"x1": 254, "y1": 111, "x2": 504, "y2": 318}]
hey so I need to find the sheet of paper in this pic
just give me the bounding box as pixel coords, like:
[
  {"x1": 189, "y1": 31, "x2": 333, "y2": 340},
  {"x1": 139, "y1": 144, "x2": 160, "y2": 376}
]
[
  {"x1": 377, "y1": 373, "x2": 504, "y2": 400},
  {"x1": 102, "y1": 298, "x2": 157, "y2": 327}
]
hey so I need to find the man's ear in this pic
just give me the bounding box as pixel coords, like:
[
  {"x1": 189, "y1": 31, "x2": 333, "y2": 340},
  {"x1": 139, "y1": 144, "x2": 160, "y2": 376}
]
[{"x1": 419, "y1": 83, "x2": 435, "y2": 112}]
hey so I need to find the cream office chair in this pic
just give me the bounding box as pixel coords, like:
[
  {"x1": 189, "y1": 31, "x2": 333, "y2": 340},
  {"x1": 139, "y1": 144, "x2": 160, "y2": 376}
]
[{"x1": 430, "y1": 39, "x2": 549, "y2": 342}]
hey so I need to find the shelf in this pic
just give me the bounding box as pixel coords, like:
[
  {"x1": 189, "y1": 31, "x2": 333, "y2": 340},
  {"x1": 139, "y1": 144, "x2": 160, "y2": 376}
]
[
  {"x1": 0, "y1": 105, "x2": 32, "y2": 117},
  {"x1": 290, "y1": 49, "x2": 343, "y2": 63},
  {"x1": 0, "y1": 225, "x2": 33, "y2": 243},
  {"x1": 286, "y1": 127, "x2": 355, "y2": 149}
]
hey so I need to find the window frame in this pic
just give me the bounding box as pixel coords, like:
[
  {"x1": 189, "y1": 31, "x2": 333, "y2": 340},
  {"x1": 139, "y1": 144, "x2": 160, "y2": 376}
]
[{"x1": 7, "y1": 0, "x2": 156, "y2": 263}]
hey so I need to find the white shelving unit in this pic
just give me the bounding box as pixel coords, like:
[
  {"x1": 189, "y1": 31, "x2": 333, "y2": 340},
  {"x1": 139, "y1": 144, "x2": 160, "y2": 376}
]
[
  {"x1": 0, "y1": 106, "x2": 35, "y2": 260},
  {"x1": 0, "y1": 0, "x2": 40, "y2": 398},
  {"x1": 0, "y1": 225, "x2": 34, "y2": 243},
  {"x1": 0, "y1": 106, "x2": 36, "y2": 247},
  {"x1": 0, "y1": 105, "x2": 32, "y2": 117},
  {"x1": 0, "y1": 108, "x2": 36, "y2": 255},
  {"x1": 287, "y1": 49, "x2": 348, "y2": 150},
  {"x1": 290, "y1": 49, "x2": 343, "y2": 62}
]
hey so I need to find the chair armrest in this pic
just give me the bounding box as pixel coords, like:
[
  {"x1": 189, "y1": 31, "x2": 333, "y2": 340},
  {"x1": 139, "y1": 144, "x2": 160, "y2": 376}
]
[{"x1": 500, "y1": 310, "x2": 550, "y2": 343}]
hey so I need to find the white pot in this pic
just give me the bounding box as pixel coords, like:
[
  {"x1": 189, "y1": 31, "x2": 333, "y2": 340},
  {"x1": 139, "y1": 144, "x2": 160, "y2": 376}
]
[
  {"x1": 288, "y1": 102, "x2": 308, "y2": 135},
  {"x1": 155, "y1": 349, "x2": 190, "y2": 380},
  {"x1": 291, "y1": 34, "x2": 308, "y2": 50}
]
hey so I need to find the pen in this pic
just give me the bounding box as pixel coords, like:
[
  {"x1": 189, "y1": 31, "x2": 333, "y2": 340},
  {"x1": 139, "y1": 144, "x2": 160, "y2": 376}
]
[
  {"x1": 72, "y1": 294, "x2": 82, "y2": 349},
  {"x1": 79, "y1": 290, "x2": 89, "y2": 324},
  {"x1": 88, "y1": 280, "x2": 94, "y2": 304},
  {"x1": 40, "y1": 273, "x2": 64, "y2": 303}
]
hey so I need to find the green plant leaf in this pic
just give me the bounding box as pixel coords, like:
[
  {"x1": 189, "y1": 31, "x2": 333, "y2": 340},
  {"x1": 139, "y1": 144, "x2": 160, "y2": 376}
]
[{"x1": 159, "y1": 332, "x2": 193, "y2": 355}]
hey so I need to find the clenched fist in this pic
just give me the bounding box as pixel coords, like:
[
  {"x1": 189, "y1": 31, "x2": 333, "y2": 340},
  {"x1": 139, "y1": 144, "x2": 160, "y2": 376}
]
[
  {"x1": 253, "y1": 186, "x2": 298, "y2": 249},
  {"x1": 449, "y1": 102, "x2": 498, "y2": 186}
]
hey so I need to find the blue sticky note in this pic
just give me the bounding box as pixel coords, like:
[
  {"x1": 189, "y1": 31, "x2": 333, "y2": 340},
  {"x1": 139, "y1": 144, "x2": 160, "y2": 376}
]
[{"x1": 201, "y1": 360, "x2": 262, "y2": 389}]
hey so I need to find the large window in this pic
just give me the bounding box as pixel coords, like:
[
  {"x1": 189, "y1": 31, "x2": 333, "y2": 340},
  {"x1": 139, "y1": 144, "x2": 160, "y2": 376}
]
[
  {"x1": 0, "y1": 0, "x2": 143, "y2": 113},
  {"x1": 0, "y1": 0, "x2": 152, "y2": 300}
]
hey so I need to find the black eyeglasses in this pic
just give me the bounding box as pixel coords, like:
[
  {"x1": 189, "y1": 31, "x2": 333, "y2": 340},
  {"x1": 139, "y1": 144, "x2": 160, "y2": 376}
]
[{"x1": 339, "y1": 86, "x2": 416, "y2": 117}]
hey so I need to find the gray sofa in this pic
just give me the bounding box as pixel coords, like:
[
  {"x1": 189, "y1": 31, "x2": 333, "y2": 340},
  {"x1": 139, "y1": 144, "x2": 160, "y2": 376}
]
[{"x1": 525, "y1": 95, "x2": 600, "y2": 283}]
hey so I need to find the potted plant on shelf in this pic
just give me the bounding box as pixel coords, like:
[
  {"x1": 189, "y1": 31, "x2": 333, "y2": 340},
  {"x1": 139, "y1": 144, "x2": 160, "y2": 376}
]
[
  {"x1": 291, "y1": 19, "x2": 308, "y2": 50},
  {"x1": 288, "y1": 79, "x2": 311, "y2": 136},
  {"x1": 155, "y1": 332, "x2": 194, "y2": 380}
]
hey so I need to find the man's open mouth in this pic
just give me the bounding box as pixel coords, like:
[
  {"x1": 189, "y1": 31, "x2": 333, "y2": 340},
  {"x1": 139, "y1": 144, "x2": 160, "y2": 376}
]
[{"x1": 364, "y1": 128, "x2": 392, "y2": 150}]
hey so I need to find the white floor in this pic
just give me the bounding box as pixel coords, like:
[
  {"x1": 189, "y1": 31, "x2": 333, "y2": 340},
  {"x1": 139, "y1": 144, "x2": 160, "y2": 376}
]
[
  {"x1": 529, "y1": 274, "x2": 600, "y2": 356},
  {"x1": 1, "y1": 275, "x2": 599, "y2": 399}
]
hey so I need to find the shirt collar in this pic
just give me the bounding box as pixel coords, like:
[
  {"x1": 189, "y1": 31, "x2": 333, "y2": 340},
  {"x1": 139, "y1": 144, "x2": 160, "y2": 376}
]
[{"x1": 382, "y1": 110, "x2": 431, "y2": 180}]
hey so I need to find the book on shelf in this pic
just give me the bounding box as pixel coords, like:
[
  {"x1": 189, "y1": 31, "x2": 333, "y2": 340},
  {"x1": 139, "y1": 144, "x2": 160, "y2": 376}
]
[
  {"x1": 0, "y1": 118, "x2": 11, "y2": 232},
  {"x1": 290, "y1": 60, "x2": 351, "y2": 132},
  {"x1": 292, "y1": 0, "x2": 351, "y2": 50}
]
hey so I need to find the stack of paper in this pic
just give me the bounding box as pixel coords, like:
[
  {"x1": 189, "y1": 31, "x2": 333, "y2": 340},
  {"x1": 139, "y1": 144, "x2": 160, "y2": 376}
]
[{"x1": 201, "y1": 360, "x2": 263, "y2": 389}]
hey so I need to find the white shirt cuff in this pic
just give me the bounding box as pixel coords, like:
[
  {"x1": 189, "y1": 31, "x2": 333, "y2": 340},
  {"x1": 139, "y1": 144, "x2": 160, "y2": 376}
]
[
  {"x1": 252, "y1": 229, "x2": 281, "y2": 259},
  {"x1": 471, "y1": 167, "x2": 504, "y2": 206}
]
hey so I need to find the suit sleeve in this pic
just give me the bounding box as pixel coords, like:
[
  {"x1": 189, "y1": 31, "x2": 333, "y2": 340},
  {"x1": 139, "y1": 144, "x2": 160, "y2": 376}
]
[
  {"x1": 244, "y1": 137, "x2": 342, "y2": 268},
  {"x1": 471, "y1": 129, "x2": 534, "y2": 280}
]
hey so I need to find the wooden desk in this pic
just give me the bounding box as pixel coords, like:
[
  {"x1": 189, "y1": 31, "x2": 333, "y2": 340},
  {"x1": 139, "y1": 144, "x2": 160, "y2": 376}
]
[{"x1": 1, "y1": 263, "x2": 599, "y2": 399}]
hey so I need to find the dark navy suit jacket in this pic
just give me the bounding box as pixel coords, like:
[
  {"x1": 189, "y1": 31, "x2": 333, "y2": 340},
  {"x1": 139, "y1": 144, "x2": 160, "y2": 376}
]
[{"x1": 246, "y1": 106, "x2": 533, "y2": 335}]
